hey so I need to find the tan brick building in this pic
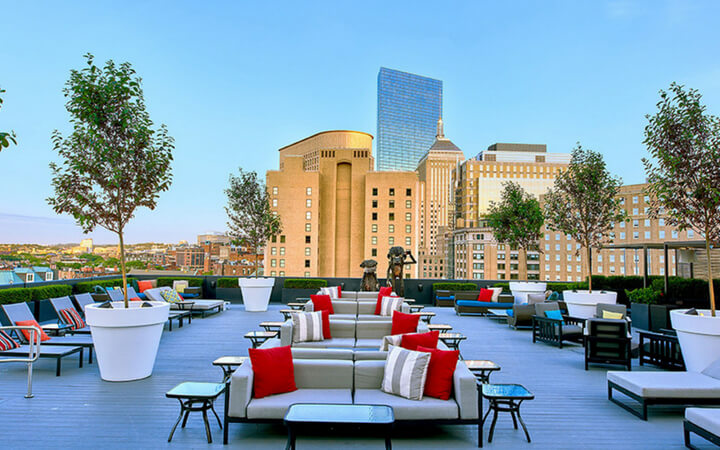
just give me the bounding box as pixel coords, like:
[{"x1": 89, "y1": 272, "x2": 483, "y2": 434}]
[{"x1": 265, "y1": 130, "x2": 419, "y2": 278}]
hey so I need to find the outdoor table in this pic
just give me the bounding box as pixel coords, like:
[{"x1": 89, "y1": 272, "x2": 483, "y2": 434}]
[
  {"x1": 244, "y1": 331, "x2": 278, "y2": 348},
  {"x1": 41, "y1": 323, "x2": 74, "y2": 336},
  {"x1": 427, "y1": 323, "x2": 452, "y2": 333},
  {"x1": 464, "y1": 360, "x2": 501, "y2": 384},
  {"x1": 259, "y1": 321, "x2": 284, "y2": 332},
  {"x1": 287, "y1": 302, "x2": 306, "y2": 310},
  {"x1": 212, "y1": 356, "x2": 247, "y2": 382},
  {"x1": 166, "y1": 382, "x2": 225, "y2": 443},
  {"x1": 480, "y1": 384, "x2": 535, "y2": 446},
  {"x1": 403, "y1": 298, "x2": 415, "y2": 303},
  {"x1": 408, "y1": 304, "x2": 425, "y2": 313},
  {"x1": 438, "y1": 332, "x2": 467, "y2": 359},
  {"x1": 284, "y1": 403, "x2": 394, "y2": 450},
  {"x1": 280, "y1": 309, "x2": 296, "y2": 321},
  {"x1": 413, "y1": 311, "x2": 436, "y2": 324}
]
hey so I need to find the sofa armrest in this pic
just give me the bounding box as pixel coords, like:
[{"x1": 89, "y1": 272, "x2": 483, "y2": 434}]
[
  {"x1": 228, "y1": 362, "x2": 253, "y2": 418},
  {"x1": 417, "y1": 321, "x2": 429, "y2": 333},
  {"x1": 280, "y1": 320, "x2": 293, "y2": 346},
  {"x1": 453, "y1": 361, "x2": 479, "y2": 419},
  {"x1": 401, "y1": 303, "x2": 410, "y2": 313},
  {"x1": 303, "y1": 300, "x2": 314, "y2": 312}
]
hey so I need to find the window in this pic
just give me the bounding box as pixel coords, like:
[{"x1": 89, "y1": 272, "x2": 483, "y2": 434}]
[
  {"x1": 633, "y1": 219, "x2": 639, "y2": 227},
  {"x1": 620, "y1": 232, "x2": 626, "y2": 239},
  {"x1": 545, "y1": 244, "x2": 550, "y2": 251},
  {"x1": 405, "y1": 225, "x2": 411, "y2": 233},
  {"x1": 272, "y1": 198, "x2": 277, "y2": 207},
  {"x1": 271, "y1": 236, "x2": 277, "y2": 243},
  {"x1": 305, "y1": 223, "x2": 311, "y2": 232},
  {"x1": 633, "y1": 208, "x2": 639, "y2": 215},
  {"x1": 272, "y1": 186, "x2": 278, "y2": 195},
  {"x1": 271, "y1": 259, "x2": 277, "y2": 267},
  {"x1": 405, "y1": 213, "x2": 411, "y2": 221},
  {"x1": 644, "y1": 195, "x2": 650, "y2": 203},
  {"x1": 406, "y1": 188, "x2": 412, "y2": 196},
  {"x1": 620, "y1": 221, "x2": 626, "y2": 228},
  {"x1": 567, "y1": 255, "x2": 572, "y2": 262},
  {"x1": 271, "y1": 271, "x2": 276, "y2": 276},
  {"x1": 556, "y1": 265, "x2": 561, "y2": 271},
  {"x1": 371, "y1": 236, "x2": 377, "y2": 245},
  {"x1": 644, "y1": 219, "x2": 651, "y2": 227},
  {"x1": 555, "y1": 244, "x2": 560, "y2": 251},
  {"x1": 389, "y1": 224, "x2": 394, "y2": 233},
  {"x1": 372, "y1": 188, "x2": 378, "y2": 196},
  {"x1": 372, "y1": 224, "x2": 378, "y2": 232},
  {"x1": 567, "y1": 265, "x2": 572, "y2": 272},
  {"x1": 389, "y1": 213, "x2": 394, "y2": 221},
  {"x1": 633, "y1": 196, "x2": 638, "y2": 204},
  {"x1": 389, "y1": 188, "x2": 395, "y2": 196},
  {"x1": 567, "y1": 244, "x2": 572, "y2": 251},
  {"x1": 555, "y1": 234, "x2": 561, "y2": 241},
  {"x1": 659, "y1": 230, "x2": 665, "y2": 239},
  {"x1": 371, "y1": 248, "x2": 377, "y2": 257},
  {"x1": 304, "y1": 260, "x2": 310, "y2": 268},
  {"x1": 576, "y1": 265, "x2": 582, "y2": 272},
  {"x1": 305, "y1": 236, "x2": 311, "y2": 244},
  {"x1": 405, "y1": 200, "x2": 411, "y2": 208},
  {"x1": 545, "y1": 264, "x2": 550, "y2": 271},
  {"x1": 372, "y1": 200, "x2": 378, "y2": 208},
  {"x1": 280, "y1": 235, "x2": 286, "y2": 243},
  {"x1": 545, "y1": 254, "x2": 550, "y2": 261},
  {"x1": 305, "y1": 247, "x2": 311, "y2": 256},
  {"x1": 405, "y1": 237, "x2": 411, "y2": 246},
  {"x1": 633, "y1": 231, "x2": 639, "y2": 239},
  {"x1": 389, "y1": 200, "x2": 395, "y2": 208},
  {"x1": 306, "y1": 187, "x2": 312, "y2": 196},
  {"x1": 645, "y1": 231, "x2": 651, "y2": 239},
  {"x1": 306, "y1": 199, "x2": 312, "y2": 208},
  {"x1": 372, "y1": 212, "x2": 377, "y2": 221},
  {"x1": 659, "y1": 218, "x2": 665, "y2": 226},
  {"x1": 304, "y1": 272, "x2": 310, "y2": 277},
  {"x1": 389, "y1": 237, "x2": 394, "y2": 245},
  {"x1": 672, "y1": 230, "x2": 678, "y2": 238},
  {"x1": 279, "y1": 247, "x2": 285, "y2": 255},
  {"x1": 271, "y1": 247, "x2": 277, "y2": 255}
]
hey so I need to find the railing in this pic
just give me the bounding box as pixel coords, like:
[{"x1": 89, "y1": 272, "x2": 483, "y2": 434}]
[{"x1": 0, "y1": 325, "x2": 41, "y2": 398}]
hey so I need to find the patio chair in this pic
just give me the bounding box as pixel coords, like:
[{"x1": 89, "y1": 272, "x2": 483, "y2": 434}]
[
  {"x1": 532, "y1": 302, "x2": 584, "y2": 348},
  {"x1": 48, "y1": 296, "x2": 91, "y2": 334},
  {"x1": 1, "y1": 325, "x2": 83, "y2": 378},
  {"x1": 584, "y1": 318, "x2": 632, "y2": 371},
  {"x1": 1, "y1": 302, "x2": 95, "y2": 364},
  {"x1": 73, "y1": 292, "x2": 96, "y2": 314},
  {"x1": 507, "y1": 304, "x2": 535, "y2": 329},
  {"x1": 172, "y1": 280, "x2": 200, "y2": 299}
]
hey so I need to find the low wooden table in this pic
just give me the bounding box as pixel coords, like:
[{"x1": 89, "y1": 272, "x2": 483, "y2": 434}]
[
  {"x1": 280, "y1": 309, "x2": 296, "y2": 321},
  {"x1": 403, "y1": 298, "x2": 416, "y2": 303},
  {"x1": 464, "y1": 360, "x2": 501, "y2": 384},
  {"x1": 287, "y1": 302, "x2": 306, "y2": 310},
  {"x1": 408, "y1": 304, "x2": 425, "y2": 313},
  {"x1": 166, "y1": 382, "x2": 225, "y2": 443},
  {"x1": 413, "y1": 311, "x2": 436, "y2": 324},
  {"x1": 259, "y1": 321, "x2": 284, "y2": 332},
  {"x1": 439, "y1": 332, "x2": 467, "y2": 359},
  {"x1": 427, "y1": 323, "x2": 452, "y2": 333},
  {"x1": 244, "y1": 331, "x2": 278, "y2": 348},
  {"x1": 480, "y1": 384, "x2": 535, "y2": 446},
  {"x1": 284, "y1": 403, "x2": 394, "y2": 450},
  {"x1": 212, "y1": 356, "x2": 247, "y2": 382}
]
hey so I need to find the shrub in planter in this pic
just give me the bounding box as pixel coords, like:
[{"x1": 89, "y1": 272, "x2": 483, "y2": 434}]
[
  {"x1": 156, "y1": 277, "x2": 202, "y2": 288},
  {"x1": 626, "y1": 287, "x2": 662, "y2": 305},
  {"x1": 283, "y1": 279, "x2": 328, "y2": 289},
  {"x1": 217, "y1": 278, "x2": 240, "y2": 289},
  {"x1": 0, "y1": 288, "x2": 33, "y2": 305},
  {"x1": 434, "y1": 282, "x2": 478, "y2": 292},
  {"x1": 492, "y1": 282, "x2": 510, "y2": 291},
  {"x1": 74, "y1": 278, "x2": 133, "y2": 294}
]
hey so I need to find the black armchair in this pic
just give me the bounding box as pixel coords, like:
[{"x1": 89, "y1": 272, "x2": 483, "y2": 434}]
[
  {"x1": 532, "y1": 302, "x2": 584, "y2": 348},
  {"x1": 584, "y1": 319, "x2": 632, "y2": 370}
]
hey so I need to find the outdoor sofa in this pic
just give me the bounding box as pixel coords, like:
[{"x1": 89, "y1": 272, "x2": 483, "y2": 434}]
[
  {"x1": 454, "y1": 289, "x2": 514, "y2": 316},
  {"x1": 303, "y1": 298, "x2": 411, "y2": 321},
  {"x1": 607, "y1": 358, "x2": 720, "y2": 420},
  {"x1": 684, "y1": 407, "x2": 720, "y2": 448},
  {"x1": 144, "y1": 286, "x2": 225, "y2": 317},
  {"x1": 223, "y1": 357, "x2": 480, "y2": 445}
]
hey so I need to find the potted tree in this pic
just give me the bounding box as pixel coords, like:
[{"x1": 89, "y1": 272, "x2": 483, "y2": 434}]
[
  {"x1": 644, "y1": 83, "x2": 720, "y2": 372},
  {"x1": 48, "y1": 54, "x2": 173, "y2": 381},
  {"x1": 225, "y1": 168, "x2": 282, "y2": 312},
  {"x1": 487, "y1": 181, "x2": 546, "y2": 303},
  {"x1": 544, "y1": 145, "x2": 627, "y2": 318}
]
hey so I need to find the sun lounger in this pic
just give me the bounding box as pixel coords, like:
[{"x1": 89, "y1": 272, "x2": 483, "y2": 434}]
[
  {"x1": 144, "y1": 287, "x2": 224, "y2": 317},
  {"x1": 684, "y1": 407, "x2": 720, "y2": 448},
  {"x1": 73, "y1": 293, "x2": 96, "y2": 313},
  {"x1": 48, "y1": 296, "x2": 91, "y2": 334},
  {"x1": 0, "y1": 325, "x2": 83, "y2": 377}
]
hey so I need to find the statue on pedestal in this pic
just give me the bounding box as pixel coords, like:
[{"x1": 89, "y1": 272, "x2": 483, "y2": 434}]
[
  {"x1": 359, "y1": 259, "x2": 379, "y2": 291},
  {"x1": 386, "y1": 246, "x2": 416, "y2": 297}
]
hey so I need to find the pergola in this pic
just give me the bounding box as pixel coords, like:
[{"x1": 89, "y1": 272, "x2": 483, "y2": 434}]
[{"x1": 600, "y1": 240, "x2": 708, "y2": 292}]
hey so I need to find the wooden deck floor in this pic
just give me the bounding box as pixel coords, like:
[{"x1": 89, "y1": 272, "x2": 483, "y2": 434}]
[{"x1": 0, "y1": 305, "x2": 711, "y2": 449}]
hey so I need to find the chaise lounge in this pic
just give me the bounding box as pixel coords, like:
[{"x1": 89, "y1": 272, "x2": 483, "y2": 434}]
[{"x1": 144, "y1": 286, "x2": 225, "y2": 317}]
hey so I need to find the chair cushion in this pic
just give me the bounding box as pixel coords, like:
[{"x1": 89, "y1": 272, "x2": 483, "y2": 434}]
[
  {"x1": 375, "y1": 287, "x2": 393, "y2": 314},
  {"x1": 382, "y1": 346, "x2": 431, "y2": 400},
  {"x1": 171, "y1": 299, "x2": 223, "y2": 310},
  {"x1": 602, "y1": 310, "x2": 624, "y2": 320},
  {"x1": 477, "y1": 288, "x2": 493, "y2": 302},
  {"x1": 0, "y1": 330, "x2": 19, "y2": 350},
  {"x1": 310, "y1": 294, "x2": 334, "y2": 314},
  {"x1": 247, "y1": 389, "x2": 352, "y2": 419},
  {"x1": 14, "y1": 320, "x2": 50, "y2": 342},
  {"x1": 456, "y1": 300, "x2": 513, "y2": 309},
  {"x1": 292, "y1": 338, "x2": 356, "y2": 349},
  {"x1": 59, "y1": 308, "x2": 86, "y2": 330},
  {"x1": 380, "y1": 296, "x2": 403, "y2": 316},
  {"x1": 357, "y1": 314, "x2": 391, "y2": 321},
  {"x1": 248, "y1": 346, "x2": 297, "y2": 398},
  {"x1": 607, "y1": 371, "x2": 720, "y2": 398},
  {"x1": 401, "y1": 331, "x2": 439, "y2": 351},
  {"x1": 291, "y1": 311, "x2": 324, "y2": 343},
  {"x1": 417, "y1": 346, "x2": 459, "y2": 400},
  {"x1": 137, "y1": 280, "x2": 153, "y2": 293},
  {"x1": 391, "y1": 311, "x2": 420, "y2": 335},
  {"x1": 354, "y1": 389, "x2": 459, "y2": 419},
  {"x1": 686, "y1": 407, "x2": 720, "y2": 436}
]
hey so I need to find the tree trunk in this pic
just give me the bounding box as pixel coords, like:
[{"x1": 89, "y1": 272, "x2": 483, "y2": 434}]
[
  {"x1": 707, "y1": 238, "x2": 716, "y2": 317},
  {"x1": 119, "y1": 230, "x2": 128, "y2": 308},
  {"x1": 586, "y1": 245, "x2": 593, "y2": 293},
  {"x1": 522, "y1": 247, "x2": 528, "y2": 281},
  {"x1": 254, "y1": 243, "x2": 258, "y2": 279}
]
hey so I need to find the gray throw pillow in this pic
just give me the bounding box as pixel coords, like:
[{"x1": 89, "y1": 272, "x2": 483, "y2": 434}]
[
  {"x1": 381, "y1": 345, "x2": 431, "y2": 400},
  {"x1": 291, "y1": 311, "x2": 324, "y2": 343}
]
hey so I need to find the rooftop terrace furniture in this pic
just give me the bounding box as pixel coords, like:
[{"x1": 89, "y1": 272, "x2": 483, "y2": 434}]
[
  {"x1": 639, "y1": 330, "x2": 685, "y2": 371},
  {"x1": 532, "y1": 302, "x2": 583, "y2": 348},
  {"x1": 454, "y1": 290, "x2": 514, "y2": 316},
  {"x1": 684, "y1": 407, "x2": 720, "y2": 448},
  {"x1": 1, "y1": 302, "x2": 95, "y2": 364},
  {"x1": 507, "y1": 304, "x2": 536, "y2": 329},
  {"x1": 49, "y1": 296, "x2": 91, "y2": 334},
  {"x1": 173, "y1": 280, "x2": 200, "y2": 299},
  {"x1": 1, "y1": 324, "x2": 83, "y2": 378},
  {"x1": 584, "y1": 318, "x2": 632, "y2": 371},
  {"x1": 166, "y1": 381, "x2": 225, "y2": 443},
  {"x1": 304, "y1": 298, "x2": 411, "y2": 321},
  {"x1": 607, "y1": 359, "x2": 720, "y2": 420},
  {"x1": 224, "y1": 357, "x2": 480, "y2": 446},
  {"x1": 435, "y1": 290, "x2": 454, "y2": 307},
  {"x1": 144, "y1": 287, "x2": 224, "y2": 317},
  {"x1": 73, "y1": 293, "x2": 97, "y2": 313}
]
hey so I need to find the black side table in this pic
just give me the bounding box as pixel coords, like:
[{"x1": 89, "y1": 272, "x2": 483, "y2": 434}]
[
  {"x1": 166, "y1": 382, "x2": 225, "y2": 443},
  {"x1": 480, "y1": 383, "x2": 534, "y2": 446},
  {"x1": 464, "y1": 360, "x2": 501, "y2": 384}
]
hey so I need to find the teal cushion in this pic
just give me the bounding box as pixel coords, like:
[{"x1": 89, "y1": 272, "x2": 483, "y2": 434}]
[
  {"x1": 544, "y1": 309, "x2": 564, "y2": 324},
  {"x1": 507, "y1": 309, "x2": 514, "y2": 317}
]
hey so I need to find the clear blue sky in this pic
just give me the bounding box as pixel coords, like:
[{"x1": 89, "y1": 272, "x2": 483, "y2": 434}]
[{"x1": 1, "y1": 1, "x2": 719, "y2": 245}]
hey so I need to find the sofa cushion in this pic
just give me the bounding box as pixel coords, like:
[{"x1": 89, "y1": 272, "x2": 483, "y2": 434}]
[
  {"x1": 291, "y1": 311, "x2": 325, "y2": 343},
  {"x1": 357, "y1": 314, "x2": 392, "y2": 321},
  {"x1": 247, "y1": 389, "x2": 352, "y2": 419},
  {"x1": 607, "y1": 371, "x2": 720, "y2": 398},
  {"x1": 357, "y1": 291, "x2": 379, "y2": 300},
  {"x1": 248, "y1": 346, "x2": 297, "y2": 398},
  {"x1": 310, "y1": 294, "x2": 334, "y2": 314},
  {"x1": 319, "y1": 286, "x2": 340, "y2": 299},
  {"x1": 354, "y1": 350, "x2": 388, "y2": 361},
  {"x1": 293, "y1": 359, "x2": 354, "y2": 389},
  {"x1": 380, "y1": 296, "x2": 404, "y2": 316},
  {"x1": 354, "y1": 389, "x2": 459, "y2": 420},
  {"x1": 382, "y1": 346, "x2": 431, "y2": 400},
  {"x1": 391, "y1": 311, "x2": 420, "y2": 335},
  {"x1": 330, "y1": 313, "x2": 357, "y2": 321},
  {"x1": 329, "y1": 320, "x2": 356, "y2": 339},
  {"x1": 354, "y1": 360, "x2": 385, "y2": 389},
  {"x1": 291, "y1": 348, "x2": 354, "y2": 360},
  {"x1": 418, "y1": 346, "x2": 459, "y2": 400},
  {"x1": 356, "y1": 321, "x2": 392, "y2": 339},
  {"x1": 375, "y1": 287, "x2": 393, "y2": 314},
  {"x1": 355, "y1": 338, "x2": 383, "y2": 349},
  {"x1": 401, "y1": 331, "x2": 439, "y2": 351},
  {"x1": 332, "y1": 301, "x2": 359, "y2": 315},
  {"x1": 292, "y1": 338, "x2": 356, "y2": 349},
  {"x1": 686, "y1": 407, "x2": 720, "y2": 436}
]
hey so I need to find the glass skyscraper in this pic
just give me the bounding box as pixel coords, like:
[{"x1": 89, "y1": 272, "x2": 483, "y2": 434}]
[{"x1": 376, "y1": 67, "x2": 443, "y2": 171}]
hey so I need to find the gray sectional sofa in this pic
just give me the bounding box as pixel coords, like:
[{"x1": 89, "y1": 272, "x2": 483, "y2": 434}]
[
  {"x1": 223, "y1": 357, "x2": 480, "y2": 445},
  {"x1": 303, "y1": 298, "x2": 410, "y2": 321}
]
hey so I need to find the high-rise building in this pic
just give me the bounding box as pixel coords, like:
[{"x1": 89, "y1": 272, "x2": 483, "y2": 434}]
[{"x1": 377, "y1": 68, "x2": 442, "y2": 172}]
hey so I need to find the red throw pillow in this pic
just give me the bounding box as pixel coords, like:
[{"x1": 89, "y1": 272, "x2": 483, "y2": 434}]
[
  {"x1": 375, "y1": 286, "x2": 393, "y2": 315},
  {"x1": 130, "y1": 297, "x2": 142, "y2": 302},
  {"x1": 391, "y1": 310, "x2": 420, "y2": 335},
  {"x1": 310, "y1": 294, "x2": 334, "y2": 314},
  {"x1": 321, "y1": 309, "x2": 332, "y2": 339},
  {"x1": 137, "y1": 280, "x2": 153, "y2": 293},
  {"x1": 14, "y1": 319, "x2": 51, "y2": 342},
  {"x1": 417, "y1": 346, "x2": 460, "y2": 400},
  {"x1": 401, "y1": 331, "x2": 440, "y2": 351},
  {"x1": 477, "y1": 288, "x2": 493, "y2": 302},
  {"x1": 248, "y1": 345, "x2": 297, "y2": 399},
  {"x1": 335, "y1": 286, "x2": 342, "y2": 299}
]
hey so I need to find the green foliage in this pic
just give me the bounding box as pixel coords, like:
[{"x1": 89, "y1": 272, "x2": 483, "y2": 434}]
[
  {"x1": 492, "y1": 282, "x2": 510, "y2": 290},
  {"x1": 433, "y1": 282, "x2": 478, "y2": 292},
  {"x1": 283, "y1": 279, "x2": 328, "y2": 289},
  {"x1": 156, "y1": 277, "x2": 202, "y2": 288},
  {"x1": 650, "y1": 277, "x2": 720, "y2": 302},
  {"x1": 74, "y1": 278, "x2": 131, "y2": 294},
  {"x1": 0, "y1": 87, "x2": 17, "y2": 151},
  {"x1": 0, "y1": 285, "x2": 73, "y2": 305},
  {"x1": 217, "y1": 278, "x2": 239, "y2": 288},
  {"x1": 125, "y1": 260, "x2": 147, "y2": 270},
  {"x1": 225, "y1": 168, "x2": 282, "y2": 278},
  {"x1": 626, "y1": 287, "x2": 662, "y2": 305}
]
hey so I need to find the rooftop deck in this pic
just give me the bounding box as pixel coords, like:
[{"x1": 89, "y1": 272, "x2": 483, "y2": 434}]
[{"x1": 0, "y1": 305, "x2": 702, "y2": 449}]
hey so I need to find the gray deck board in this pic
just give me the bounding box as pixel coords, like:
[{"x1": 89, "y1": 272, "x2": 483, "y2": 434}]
[{"x1": 0, "y1": 305, "x2": 709, "y2": 448}]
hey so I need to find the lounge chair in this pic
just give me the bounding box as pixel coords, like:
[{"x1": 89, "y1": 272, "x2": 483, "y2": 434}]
[
  {"x1": 48, "y1": 296, "x2": 91, "y2": 334},
  {"x1": 1, "y1": 303, "x2": 95, "y2": 364},
  {"x1": 584, "y1": 318, "x2": 631, "y2": 371},
  {"x1": 685, "y1": 408, "x2": 720, "y2": 448},
  {"x1": 144, "y1": 287, "x2": 224, "y2": 317},
  {"x1": 72, "y1": 292, "x2": 97, "y2": 314},
  {"x1": 172, "y1": 280, "x2": 200, "y2": 299},
  {"x1": 107, "y1": 287, "x2": 191, "y2": 331},
  {"x1": 1, "y1": 325, "x2": 83, "y2": 377},
  {"x1": 532, "y1": 302, "x2": 583, "y2": 348},
  {"x1": 607, "y1": 359, "x2": 720, "y2": 420}
]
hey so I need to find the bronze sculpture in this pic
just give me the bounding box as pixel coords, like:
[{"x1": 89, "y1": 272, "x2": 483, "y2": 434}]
[
  {"x1": 386, "y1": 246, "x2": 416, "y2": 297},
  {"x1": 359, "y1": 259, "x2": 379, "y2": 291}
]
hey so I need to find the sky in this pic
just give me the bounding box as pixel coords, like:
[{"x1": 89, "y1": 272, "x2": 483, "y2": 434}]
[{"x1": 1, "y1": 0, "x2": 719, "y2": 245}]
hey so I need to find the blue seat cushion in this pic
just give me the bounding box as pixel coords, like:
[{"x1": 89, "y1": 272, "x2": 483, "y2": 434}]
[
  {"x1": 507, "y1": 309, "x2": 514, "y2": 317},
  {"x1": 137, "y1": 293, "x2": 147, "y2": 300},
  {"x1": 180, "y1": 293, "x2": 200, "y2": 299},
  {"x1": 437, "y1": 296, "x2": 454, "y2": 300},
  {"x1": 544, "y1": 309, "x2": 565, "y2": 324},
  {"x1": 456, "y1": 300, "x2": 513, "y2": 309}
]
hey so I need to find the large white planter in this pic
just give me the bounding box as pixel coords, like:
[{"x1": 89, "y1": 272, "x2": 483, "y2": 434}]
[
  {"x1": 85, "y1": 301, "x2": 169, "y2": 382},
  {"x1": 563, "y1": 290, "x2": 617, "y2": 319},
  {"x1": 671, "y1": 309, "x2": 720, "y2": 372},
  {"x1": 239, "y1": 277, "x2": 275, "y2": 312},
  {"x1": 509, "y1": 282, "x2": 547, "y2": 304}
]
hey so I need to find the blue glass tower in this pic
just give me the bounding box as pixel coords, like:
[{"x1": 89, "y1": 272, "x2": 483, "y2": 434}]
[{"x1": 377, "y1": 67, "x2": 443, "y2": 171}]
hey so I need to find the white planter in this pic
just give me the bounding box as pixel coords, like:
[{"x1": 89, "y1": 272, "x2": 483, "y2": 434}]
[
  {"x1": 85, "y1": 301, "x2": 169, "y2": 382},
  {"x1": 239, "y1": 277, "x2": 275, "y2": 312},
  {"x1": 509, "y1": 282, "x2": 547, "y2": 304},
  {"x1": 562, "y1": 290, "x2": 617, "y2": 319},
  {"x1": 671, "y1": 309, "x2": 720, "y2": 372}
]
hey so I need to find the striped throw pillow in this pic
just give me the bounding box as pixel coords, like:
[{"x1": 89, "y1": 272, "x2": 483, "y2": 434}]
[
  {"x1": 0, "y1": 330, "x2": 19, "y2": 351},
  {"x1": 291, "y1": 311, "x2": 325, "y2": 343},
  {"x1": 59, "y1": 308, "x2": 86, "y2": 330},
  {"x1": 319, "y1": 286, "x2": 340, "y2": 299},
  {"x1": 160, "y1": 289, "x2": 183, "y2": 303},
  {"x1": 382, "y1": 345, "x2": 431, "y2": 400},
  {"x1": 379, "y1": 296, "x2": 403, "y2": 316},
  {"x1": 380, "y1": 334, "x2": 403, "y2": 351}
]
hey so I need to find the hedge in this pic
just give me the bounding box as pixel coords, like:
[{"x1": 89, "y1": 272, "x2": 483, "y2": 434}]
[
  {"x1": 0, "y1": 285, "x2": 73, "y2": 305},
  {"x1": 156, "y1": 277, "x2": 203, "y2": 288},
  {"x1": 284, "y1": 279, "x2": 328, "y2": 289},
  {"x1": 433, "y1": 282, "x2": 478, "y2": 292},
  {"x1": 650, "y1": 277, "x2": 720, "y2": 303},
  {"x1": 217, "y1": 278, "x2": 239, "y2": 288},
  {"x1": 74, "y1": 278, "x2": 132, "y2": 294}
]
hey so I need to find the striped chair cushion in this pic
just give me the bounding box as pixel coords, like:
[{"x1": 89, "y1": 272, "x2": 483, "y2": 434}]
[
  {"x1": 379, "y1": 296, "x2": 403, "y2": 316},
  {"x1": 319, "y1": 286, "x2": 340, "y2": 299},
  {"x1": 59, "y1": 308, "x2": 86, "y2": 330},
  {"x1": 291, "y1": 311, "x2": 325, "y2": 343},
  {"x1": 0, "y1": 330, "x2": 19, "y2": 351},
  {"x1": 160, "y1": 289, "x2": 183, "y2": 303},
  {"x1": 382, "y1": 345, "x2": 431, "y2": 400}
]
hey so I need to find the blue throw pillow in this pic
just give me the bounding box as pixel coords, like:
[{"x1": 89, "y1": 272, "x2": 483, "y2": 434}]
[
  {"x1": 544, "y1": 309, "x2": 564, "y2": 324},
  {"x1": 507, "y1": 309, "x2": 514, "y2": 317}
]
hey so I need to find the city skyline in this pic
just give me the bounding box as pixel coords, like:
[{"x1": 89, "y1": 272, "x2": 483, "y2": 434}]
[{"x1": 2, "y1": 1, "x2": 720, "y2": 244}]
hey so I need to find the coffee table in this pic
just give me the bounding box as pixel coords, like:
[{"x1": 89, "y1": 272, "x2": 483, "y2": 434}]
[
  {"x1": 464, "y1": 360, "x2": 501, "y2": 384},
  {"x1": 287, "y1": 302, "x2": 306, "y2": 310},
  {"x1": 284, "y1": 403, "x2": 394, "y2": 450},
  {"x1": 408, "y1": 304, "x2": 425, "y2": 313},
  {"x1": 427, "y1": 323, "x2": 452, "y2": 332},
  {"x1": 480, "y1": 384, "x2": 534, "y2": 446},
  {"x1": 244, "y1": 331, "x2": 278, "y2": 348},
  {"x1": 166, "y1": 382, "x2": 225, "y2": 443},
  {"x1": 280, "y1": 309, "x2": 296, "y2": 320},
  {"x1": 259, "y1": 321, "x2": 284, "y2": 332},
  {"x1": 212, "y1": 356, "x2": 247, "y2": 382},
  {"x1": 439, "y1": 332, "x2": 467, "y2": 359},
  {"x1": 413, "y1": 311, "x2": 436, "y2": 324}
]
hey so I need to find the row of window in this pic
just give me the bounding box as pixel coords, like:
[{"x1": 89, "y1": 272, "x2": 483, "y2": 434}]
[
  {"x1": 271, "y1": 187, "x2": 313, "y2": 196},
  {"x1": 371, "y1": 212, "x2": 412, "y2": 221},
  {"x1": 372, "y1": 200, "x2": 412, "y2": 208},
  {"x1": 372, "y1": 188, "x2": 412, "y2": 196}
]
